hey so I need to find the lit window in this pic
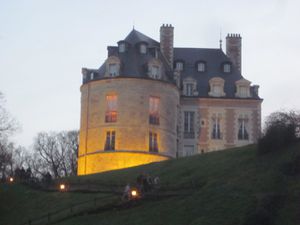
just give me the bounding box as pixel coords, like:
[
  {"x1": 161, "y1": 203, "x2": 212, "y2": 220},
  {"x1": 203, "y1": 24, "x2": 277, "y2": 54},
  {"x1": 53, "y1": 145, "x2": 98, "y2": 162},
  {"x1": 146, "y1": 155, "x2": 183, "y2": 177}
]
[
  {"x1": 150, "y1": 65, "x2": 160, "y2": 79},
  {"x1": 238, "y1": 118, "x2": 249, "y2": 140},
  {"x1": 140, "y1": 44, "x2": 147, "y2": 54},
  {"x1": 105, "y1": 95, "x2": 117, "y2": 122},
  {"x1": 197, "y1": 62, "x2": 206, "y2": 72},
  {"x1": 223, "y1": 63, "x2": 231, "y2": 73},
  {"x1": 184, "y1": 111, "x2": 195, "y2": 138},
  {"x1": 212, "y1": 116, "x2": 221, "y2": 139},
  {"x1": 149, "y1": 132, "x2": 158, "y2": 152},
  {"x1": 119, "y1": 43, "x2": 125, "y2": 53},
  {"x1": 105, "y1": 131, "x2": 115, "y2": 150},
  {"x1": 175, "y1": 62, "x2": 183, "y2": 71},
  {"x1": 149, "y1": 97, "x2": 159, "y2": 125},
  {"x1": 108, "y1": 64, "x2": 119, "y2": 77}
]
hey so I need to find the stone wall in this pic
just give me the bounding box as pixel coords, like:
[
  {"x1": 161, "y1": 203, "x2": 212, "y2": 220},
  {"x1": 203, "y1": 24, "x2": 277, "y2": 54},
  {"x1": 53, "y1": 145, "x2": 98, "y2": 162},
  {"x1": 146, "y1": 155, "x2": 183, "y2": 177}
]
[{"x1": 78, "y1": 77, "x2": 179, "y2": 175}]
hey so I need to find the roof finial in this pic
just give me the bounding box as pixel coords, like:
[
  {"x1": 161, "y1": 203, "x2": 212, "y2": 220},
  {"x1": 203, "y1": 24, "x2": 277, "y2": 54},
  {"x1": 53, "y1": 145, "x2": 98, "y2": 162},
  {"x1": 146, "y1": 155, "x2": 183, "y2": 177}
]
[
  {"x1": 133, "y1": 20, "x2": 135, "y2": 30},
  {"x1": 219, "y1": 28, "x2": 223, "y2": 50}
]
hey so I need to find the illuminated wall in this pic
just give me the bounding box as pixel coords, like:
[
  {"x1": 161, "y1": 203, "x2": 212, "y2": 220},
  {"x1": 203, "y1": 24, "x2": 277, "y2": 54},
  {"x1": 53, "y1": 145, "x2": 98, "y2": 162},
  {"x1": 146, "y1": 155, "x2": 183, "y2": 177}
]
[
  {"x1": 78, "y1": 151, "x2": 170, "y2": 175},
  {"x1": 78, "y1": 78, "x2": 179, "y2": 175}
]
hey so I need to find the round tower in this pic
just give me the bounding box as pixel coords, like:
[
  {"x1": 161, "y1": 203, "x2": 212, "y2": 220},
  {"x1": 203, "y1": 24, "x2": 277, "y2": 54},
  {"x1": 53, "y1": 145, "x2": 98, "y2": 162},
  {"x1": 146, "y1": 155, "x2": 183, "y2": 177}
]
[{"x1": 78, "y1": 29, "x2": 179, "y2": 175}]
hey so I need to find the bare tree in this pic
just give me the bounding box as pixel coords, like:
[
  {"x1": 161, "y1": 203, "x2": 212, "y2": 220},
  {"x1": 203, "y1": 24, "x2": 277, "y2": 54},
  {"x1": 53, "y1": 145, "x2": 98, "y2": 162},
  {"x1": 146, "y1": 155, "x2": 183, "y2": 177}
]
[
  {"x1": 33, "y1": 130, "x2": 79, "y2": 178},
  {"x1": 0, "y1": 92, "x2": 18, "y2": 140}
]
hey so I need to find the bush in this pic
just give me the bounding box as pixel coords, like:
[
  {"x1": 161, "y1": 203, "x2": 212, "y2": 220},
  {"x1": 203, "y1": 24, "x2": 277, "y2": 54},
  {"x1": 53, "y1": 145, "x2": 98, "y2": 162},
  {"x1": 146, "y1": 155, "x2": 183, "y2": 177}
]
[{"x1": 258, "y1": 110, "x2": 300, "y2": 154}]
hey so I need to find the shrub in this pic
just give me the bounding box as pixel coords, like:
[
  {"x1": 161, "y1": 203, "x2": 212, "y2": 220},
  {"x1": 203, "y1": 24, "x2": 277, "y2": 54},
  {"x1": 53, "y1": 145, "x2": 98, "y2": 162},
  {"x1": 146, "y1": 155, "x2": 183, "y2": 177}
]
[{"x1": 258, "y1": 110, "x2": 300, "y2": 154}]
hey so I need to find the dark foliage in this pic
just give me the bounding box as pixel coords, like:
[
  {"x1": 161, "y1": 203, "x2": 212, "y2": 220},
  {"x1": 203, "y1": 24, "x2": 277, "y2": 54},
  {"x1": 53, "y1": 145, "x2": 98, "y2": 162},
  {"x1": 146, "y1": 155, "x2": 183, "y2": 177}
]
[
  {"x1": 282, "y1": 155, "x2": 300, "y2": 176},
  {"x1": 258, "y1": 110, "x2": 300, "y2": 154}
]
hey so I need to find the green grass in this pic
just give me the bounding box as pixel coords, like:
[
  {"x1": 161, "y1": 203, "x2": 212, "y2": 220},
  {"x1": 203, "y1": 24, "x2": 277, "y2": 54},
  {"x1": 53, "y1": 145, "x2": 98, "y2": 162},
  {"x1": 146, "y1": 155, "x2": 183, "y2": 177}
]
[{"x1": 1, "y1": 144, "x2": 299, "y2": 225}]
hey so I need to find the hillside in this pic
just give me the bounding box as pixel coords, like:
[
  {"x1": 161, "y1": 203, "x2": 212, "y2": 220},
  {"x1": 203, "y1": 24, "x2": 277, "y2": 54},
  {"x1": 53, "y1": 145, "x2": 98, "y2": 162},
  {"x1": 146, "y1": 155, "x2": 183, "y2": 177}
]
[{"x1": 0, "y1": 144, "x2": 299, "y2": 225}]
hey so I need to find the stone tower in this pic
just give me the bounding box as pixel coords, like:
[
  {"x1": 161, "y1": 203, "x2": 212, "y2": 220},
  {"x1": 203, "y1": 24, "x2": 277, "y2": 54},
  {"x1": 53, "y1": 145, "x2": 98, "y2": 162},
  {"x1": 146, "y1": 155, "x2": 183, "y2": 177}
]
[
  {"x1": 160, "y1": 24, "x2": 174, "y2": 68},
  {"x1": 226, "y1": 34, "x2": 242, "y2": 73}
]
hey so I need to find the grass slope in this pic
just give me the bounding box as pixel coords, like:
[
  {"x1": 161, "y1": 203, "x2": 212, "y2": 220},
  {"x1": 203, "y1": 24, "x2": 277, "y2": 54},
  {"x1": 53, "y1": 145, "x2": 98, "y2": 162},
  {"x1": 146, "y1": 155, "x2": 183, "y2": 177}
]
[{"x1": 1, "y1": 144, "x2": 299, "y2": 225}]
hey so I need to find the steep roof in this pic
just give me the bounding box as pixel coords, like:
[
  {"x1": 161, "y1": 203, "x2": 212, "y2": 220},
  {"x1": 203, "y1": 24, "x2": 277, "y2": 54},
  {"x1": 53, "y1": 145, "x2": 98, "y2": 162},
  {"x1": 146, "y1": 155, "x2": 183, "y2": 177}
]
[
  {"x1": 173, "y1": 48, "x2": 245, "y2": 98},
  {"x1": 123, "y1": 29, "x2": 159, "y2": 47}
]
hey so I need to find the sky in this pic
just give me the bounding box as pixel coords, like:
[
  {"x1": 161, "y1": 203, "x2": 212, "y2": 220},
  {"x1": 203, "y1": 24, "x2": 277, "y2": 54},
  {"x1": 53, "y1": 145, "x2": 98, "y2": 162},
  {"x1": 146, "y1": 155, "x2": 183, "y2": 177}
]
[{"x1": 0, "y1": 0, "x2": 299, "y2": 148}]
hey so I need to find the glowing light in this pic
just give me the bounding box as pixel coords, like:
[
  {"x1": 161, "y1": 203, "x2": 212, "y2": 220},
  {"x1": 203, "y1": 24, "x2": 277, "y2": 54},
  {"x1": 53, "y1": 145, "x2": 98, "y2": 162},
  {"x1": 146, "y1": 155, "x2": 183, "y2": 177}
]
[
  {"x1": 131, "y1": 190, "x2": 137, "y2": 197},
  {"x1": 9, "y1": 177, "x2": 14, "y2": 182},
  {"x1": 59, "y1": 184, "x2": 66, "y2": 191}
]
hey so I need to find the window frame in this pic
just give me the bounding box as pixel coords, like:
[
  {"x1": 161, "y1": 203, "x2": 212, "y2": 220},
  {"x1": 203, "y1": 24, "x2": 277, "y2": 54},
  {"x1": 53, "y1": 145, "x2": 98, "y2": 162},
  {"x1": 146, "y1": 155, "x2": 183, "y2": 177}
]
[
  {"x1": 105, "y1": 94, "x2": 118, "y2": 123},
  {"x1": 104, "y1": 131, "x2": 116, "y2": 151},
  {"x1": 149, "y1": 131, "x2": 158, "y2": 152},
  {"x1": 184, "y1": 111, "x2": 195, "y2": 139},
  {"x1": 149, "y1": 96, "x2": 160, "y2": 125}
]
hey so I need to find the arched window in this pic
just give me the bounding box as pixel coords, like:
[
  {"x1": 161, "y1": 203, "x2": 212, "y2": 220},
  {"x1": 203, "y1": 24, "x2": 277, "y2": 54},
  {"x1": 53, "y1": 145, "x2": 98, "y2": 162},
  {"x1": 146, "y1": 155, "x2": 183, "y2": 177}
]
[{"x1": 235, "y1": 79, "x2": 251, "y2": 98}]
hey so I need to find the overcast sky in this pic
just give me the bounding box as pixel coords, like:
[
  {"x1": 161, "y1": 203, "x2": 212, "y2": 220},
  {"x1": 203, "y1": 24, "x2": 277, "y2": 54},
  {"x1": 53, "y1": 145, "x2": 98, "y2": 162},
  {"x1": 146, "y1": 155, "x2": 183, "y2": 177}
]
[{"x1": 0, "y1": 0, "x2": 299, "y2": 147}]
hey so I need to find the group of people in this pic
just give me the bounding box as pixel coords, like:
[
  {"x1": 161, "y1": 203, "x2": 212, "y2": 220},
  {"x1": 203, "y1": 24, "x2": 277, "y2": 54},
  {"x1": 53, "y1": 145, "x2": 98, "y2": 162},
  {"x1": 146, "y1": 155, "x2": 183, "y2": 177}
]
[{"x1": 122, "y1": 173, "x2": 160, "y2": 201}]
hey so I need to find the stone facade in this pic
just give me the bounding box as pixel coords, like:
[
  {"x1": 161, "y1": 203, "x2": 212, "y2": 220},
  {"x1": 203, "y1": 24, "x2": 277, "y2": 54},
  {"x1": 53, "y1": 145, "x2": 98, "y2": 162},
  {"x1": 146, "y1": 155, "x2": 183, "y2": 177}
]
[
  {"x1": 77, "y1": 25, "x2": 262, "y2": 175},
  {"x1": 78, "y1": 78, "x2": 179, "y2": 175}
]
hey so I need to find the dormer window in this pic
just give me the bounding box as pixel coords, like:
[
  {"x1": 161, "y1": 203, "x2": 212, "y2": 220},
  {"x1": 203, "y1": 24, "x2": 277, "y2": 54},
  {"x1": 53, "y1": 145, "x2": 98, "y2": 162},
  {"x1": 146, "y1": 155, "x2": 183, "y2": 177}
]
[
  {"x1": 105, "y1": 56, "x2": 121, "y2": 77},
  {"x1": 119, "y1": 43, "x2": 126, "y2": 53},
  {"x1": 183, "y1": 78, "x2": 197, "y2": 96},
  {"x1": 223, "y1": 63, "x2": 231, "y2": 73},
  {"x1": 148, "y1": 59, "x2": 162, "y2": 80},
  {"x1": 90, "y1": 72, "x2": 94, "y2": 80},
  {"x1": 175, "y1": 61, "x2": 184, "y2": 71},
  {"x1": 150, "y1": 65, "x2": 160, "y2": 79},
  {"x1": 209, "y1": 77, "x2": 226, "y2": 97},
  {"x1": 140, "y1": 44, "x2": 147, "y2": 54},
  {"x1": 108, "y1": 64, "x2": 119, "y2": 77},
  {"x1": 197, "y1": 62, "x2": 206, "y2": 72},
  {"x1": 235, "y1": 79, "x2": 251, "y2": 98}
]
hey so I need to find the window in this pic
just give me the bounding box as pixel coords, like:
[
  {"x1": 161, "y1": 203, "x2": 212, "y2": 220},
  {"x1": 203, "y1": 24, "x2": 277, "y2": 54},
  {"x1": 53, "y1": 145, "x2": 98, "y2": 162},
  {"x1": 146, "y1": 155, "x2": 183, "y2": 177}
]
[
  {"x1": 90, "y1": 72, "x2": 94, "y2": 80},
  {"x1": 105, "y1": 95, "x2": 117, "y2": 122},
  {"x1": 149, "y1": 132, "x2": 158, "y2": 152},
  {"x1": 184, "y1": 111, "x2": 195, "y2": 138},
  {"x1": 140, "y1": 44, "x2": 147, "y2": 54},
  {"x1": 175, "y1": 62, "x2": 183, "y2": 71},
  {"x1": 119, "y1": 43, "x2": 125, "y2": 53},
  {"x1": 197, "y1": 62, "x2": 206, "y2": 72},
  {"x1": 108, "y1": 64, "x2": 119, "y2": 77},
  {"x1": 212, "y1": 84, "x2": 222, "y2": 96},
  {"x1": 186, "y1": 83, "x2": 194, "y2": 96},
  {"x1": 208, "y1": 77, "x2": 225, "y2": 97},
  {"x1": 238, "y1": 118, "x2": 249, "y2": 140},
  {"x1": 223, "y1": 63, "x2": 231, "y2": 73},
  {"x1": 212, "y1": 116, "x2": 221, "y2": 139},
  {"x1": 149, "y1": 97, "x2": 159, "y2": 125},
  {"x1": 240, "y1": 86, "x2": 248, "y2": 97},
  {"x1": 150, "y1": 65, "x2": 160, "y2": 79},
  {"x1": 104, "y1": 131, "x2": 115, "y2": 150}
]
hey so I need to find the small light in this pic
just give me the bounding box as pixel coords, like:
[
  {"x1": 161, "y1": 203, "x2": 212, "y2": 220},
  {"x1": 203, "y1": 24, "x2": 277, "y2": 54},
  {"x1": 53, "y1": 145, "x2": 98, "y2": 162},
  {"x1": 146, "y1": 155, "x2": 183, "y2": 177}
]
[
  {"x1": 131, "y1": 190, "x2": 137, "y2": 197},
  {"x1": 9, "y1": 177, "x2": 14, "y2": 182},
  {"x1": 60, "y1": 184, "x2": 66, "y2": 191}
]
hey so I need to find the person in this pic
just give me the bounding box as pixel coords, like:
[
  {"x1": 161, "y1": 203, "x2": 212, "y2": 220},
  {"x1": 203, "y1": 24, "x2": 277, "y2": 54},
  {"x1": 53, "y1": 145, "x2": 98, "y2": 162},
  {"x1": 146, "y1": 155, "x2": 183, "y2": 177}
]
[
  {"x1": 153, "y1": 176, "x2": 160, "y2": 188},
  {"x1": 122, "y1": 183, "x2": 131, "y2": 201}
]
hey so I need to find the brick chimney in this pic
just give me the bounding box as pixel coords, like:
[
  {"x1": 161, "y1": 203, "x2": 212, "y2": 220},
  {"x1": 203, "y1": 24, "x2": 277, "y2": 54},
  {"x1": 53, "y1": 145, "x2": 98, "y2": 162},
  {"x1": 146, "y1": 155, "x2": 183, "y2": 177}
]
[
  {"x1": 226, "y1": 34, "x2": 242, "y2": 73},
  {"x1": 160, "y1": 24, "x2": 174, "y2": 68}
]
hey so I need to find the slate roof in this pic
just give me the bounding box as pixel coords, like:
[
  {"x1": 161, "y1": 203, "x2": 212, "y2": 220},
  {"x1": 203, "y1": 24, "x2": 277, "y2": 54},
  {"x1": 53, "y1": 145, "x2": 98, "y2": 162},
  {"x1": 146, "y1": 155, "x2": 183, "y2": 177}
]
[
  {"x1": 174, "y1": 48, "x2": 245, "y2": 98},
  {"x1": 82, "y1": 29, "x2": 260, "y2": 99}
]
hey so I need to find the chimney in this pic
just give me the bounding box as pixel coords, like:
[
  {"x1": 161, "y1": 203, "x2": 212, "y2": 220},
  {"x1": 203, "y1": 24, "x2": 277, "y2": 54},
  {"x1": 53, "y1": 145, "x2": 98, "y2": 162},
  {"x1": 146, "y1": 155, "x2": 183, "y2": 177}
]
[
  {"x1": 160, "y1": 24, "x2": 174, "y2": 68},
  {"x1": 226, "y1": 33, "x2": 242, "y2": 73}
]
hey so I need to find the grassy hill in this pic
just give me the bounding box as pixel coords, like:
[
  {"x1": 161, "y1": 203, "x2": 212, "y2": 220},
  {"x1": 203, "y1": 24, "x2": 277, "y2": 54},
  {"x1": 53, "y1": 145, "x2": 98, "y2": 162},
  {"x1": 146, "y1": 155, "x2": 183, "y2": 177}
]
[{"x1": 0, "y1": 144, "x2": 299, "y2": 225}]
